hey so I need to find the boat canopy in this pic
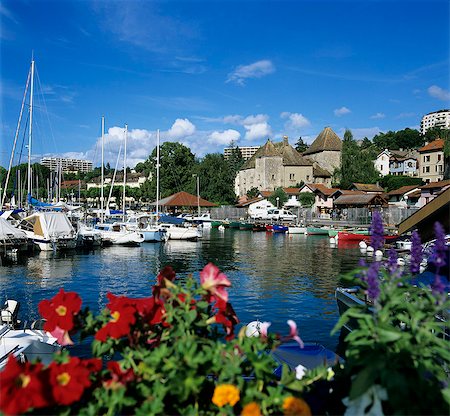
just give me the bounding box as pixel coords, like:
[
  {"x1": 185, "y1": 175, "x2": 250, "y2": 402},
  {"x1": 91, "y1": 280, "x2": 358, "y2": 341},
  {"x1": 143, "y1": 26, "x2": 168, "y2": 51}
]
[
  {"x1": 20, "y1": 212, "x2": 74, "y2": 238},
  {"x1": 0, "y1": 218, "x2": 27, "y2": 239}
]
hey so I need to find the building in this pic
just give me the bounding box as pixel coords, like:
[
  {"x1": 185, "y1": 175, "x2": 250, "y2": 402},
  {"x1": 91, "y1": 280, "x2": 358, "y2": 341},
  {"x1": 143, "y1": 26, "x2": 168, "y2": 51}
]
[
  {"x1": 420, "y1": 109, "x2": 450, "y2": 135},
  {"x1": 235, "y1": 137, "x2": 316, "y2": 196},
  {"x1": 302, "y1": 127, "x2": 342, "y2": 173},
  {"x1": 86, "y1": 173, "x2": 147, "y2": 190},
  {"x1": 374, "y1": 149, "x2": 418, "y2": 177},
  {"x1": 224, "y1": 146, "x2": 260, "y2": 161},
  {"x1": 351, "y1": 183, "x2": 384, "y2": 193},
  {"x1": 299, "y1": 183, "x2": 339, "y2": 216},
  {"x1": 418, "y1": 139, "x2": 445, "y2": 183},
  {"x1": 41, "y1": 157, "x2": 93, "y2": 173},
  {"x1": 418, "y1": 179, "x2": 450, "y2": 207},
  {"x1": 386, "y1": 185, "x2": 421, "y2": 208},
  {"x1": 374, "y1": 149, "x2": 391, "y2": 176}
]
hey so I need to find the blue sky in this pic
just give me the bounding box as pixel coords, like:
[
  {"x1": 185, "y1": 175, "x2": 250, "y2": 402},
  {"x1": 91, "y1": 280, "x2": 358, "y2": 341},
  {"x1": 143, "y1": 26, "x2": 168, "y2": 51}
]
[{"x1": 1, "y1": 0, "x2": 449, "y2": 168}]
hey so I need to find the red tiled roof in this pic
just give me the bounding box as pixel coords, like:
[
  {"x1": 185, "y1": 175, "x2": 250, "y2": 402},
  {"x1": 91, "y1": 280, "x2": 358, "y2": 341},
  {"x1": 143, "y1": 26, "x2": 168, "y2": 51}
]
[
  {"x1": 260, "y1": 190, "x2": 273, "y2": 198},
  {"x1": 352, "y1": 183, "x2": 384, "y2": 192},
  {"x1": 236, "y1": 197, "x2": 264, "y2": 207},
  {"x1": 418, "y1": 139, "x2": 444, "y2": 152},
  {"x1": 308, "y1": 183, "x2": 339, "y2": 196},
  {"x1": 153, "y1": 191, "x2": 217, "y2": 207},
  {"x1": 387, "y1": 185, "x2": 421, "y2": 196},
  {"x1": 420, "y1": 179, "x2": 450, "y2": 189},
  {"x1": 282, "y1": 187, "x2": 301, "y2": 195}
]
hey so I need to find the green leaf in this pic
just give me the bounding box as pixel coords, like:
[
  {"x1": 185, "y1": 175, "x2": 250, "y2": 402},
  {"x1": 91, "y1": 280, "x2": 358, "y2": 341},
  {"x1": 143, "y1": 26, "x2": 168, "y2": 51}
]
[{"x1": 349, "y1": 366, "x2": 378, "y2": 400}]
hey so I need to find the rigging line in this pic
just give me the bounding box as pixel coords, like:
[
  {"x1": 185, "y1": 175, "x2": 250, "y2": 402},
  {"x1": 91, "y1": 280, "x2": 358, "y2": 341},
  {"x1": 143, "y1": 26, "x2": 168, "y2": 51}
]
[{"x1": 106, "y1": 144, "x2": 123, "y2": 211}]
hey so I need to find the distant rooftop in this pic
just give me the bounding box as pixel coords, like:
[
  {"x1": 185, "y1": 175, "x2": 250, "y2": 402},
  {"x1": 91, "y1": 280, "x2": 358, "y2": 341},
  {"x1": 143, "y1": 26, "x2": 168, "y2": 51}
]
[{"x1": 303, "y1": 127, "x2": 342, "y2": 155}]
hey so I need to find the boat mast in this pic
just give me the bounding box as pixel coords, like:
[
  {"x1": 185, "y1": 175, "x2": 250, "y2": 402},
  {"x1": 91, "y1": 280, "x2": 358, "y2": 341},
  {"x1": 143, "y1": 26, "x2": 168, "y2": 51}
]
[
  {"x1": 101, "y1": 116, "x2": 105, "y2": 222},
  {"x1": 156, "y1": 129, "x2": 160, "y2": 219},
  {"x1": 197, "y1": 175, "x2": 200, "y2": 217},
  {"x1": 122, "y1": 124, "x2": 127, "y2": 221},
  {"x1": 27, "y1": 57, "x2": 35, "y2": 206}
]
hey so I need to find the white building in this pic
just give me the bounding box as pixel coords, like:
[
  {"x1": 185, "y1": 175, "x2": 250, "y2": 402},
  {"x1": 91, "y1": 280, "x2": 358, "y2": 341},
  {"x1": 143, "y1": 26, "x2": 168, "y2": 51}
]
[
  {"x1": 420, "y1": 109, "x2": 450, "y2": 135},
  {"x1": 41, "y1": 157, "x2": 93, "y2": 173},
  {"x1": 224, "y1": 146, "x2": 260, "y2": 161},
  {"x1": 374, "y1": 150, "x2": 391, "y2": 176}
]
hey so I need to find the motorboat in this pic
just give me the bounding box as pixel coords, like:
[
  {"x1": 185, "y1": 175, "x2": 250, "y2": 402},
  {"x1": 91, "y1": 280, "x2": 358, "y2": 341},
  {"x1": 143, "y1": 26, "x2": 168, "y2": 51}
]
[
  {"x1": 94, "y1": 222, "x2": 144, "y2": 246},
  {"x1": 0, "y1": 217, "x2": 29, "y2": 255},
  {"x1": 272, "y1": 225, "x2": 288, "y2": 233},
  {"x1": 0, "y1": 300, "x2": 60, "y2": 369},
  {"x1": 123, "y1": 215, "x2": 167, "y2": 242},
  {"x1": 16, "y1": 211, "x2": 77, "y2": 251},
  {"x1": 159, "y1": 223, "x2": 202, "y2": 241},
  {"x1": 76, "y1": 224, "x2": 103, "y2": 248},
  {"x1": 288, "y1": 226, "x2": 306, "y2": 234}
]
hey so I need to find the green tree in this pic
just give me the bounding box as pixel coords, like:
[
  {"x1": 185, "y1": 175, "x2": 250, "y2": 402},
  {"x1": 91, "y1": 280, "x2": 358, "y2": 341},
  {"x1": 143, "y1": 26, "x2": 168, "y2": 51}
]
[
  {"x1": 336, "y1": 129, "x2": 380, "y2": 189},
  {"x1": 360, "y1": 137, "x2": 372, "y2": 149},
  {"x1": 227, "y1": 141, "x2": 245, "y2": 175},
  {"x1": 268, "y1": 187, "x2": 288, "y2": 208},
  {"x1": 298, "y1": 192, "x2": 315, "y2": 207},
  {"x1": 196, "y1": 153, "x2": 236, "y2": 204},
  {"x1": 373, "y1": 128, "x2": 424, "y2": 150},
  {"x1": 246, "y1": 187, "x2": 260, "y2": 199},
  {"x1": 294, "y1": 137, "x2": 308, "y2": 153},
  {"x1": 379, "y1": 175, "x2": 423, "y2": 192}
]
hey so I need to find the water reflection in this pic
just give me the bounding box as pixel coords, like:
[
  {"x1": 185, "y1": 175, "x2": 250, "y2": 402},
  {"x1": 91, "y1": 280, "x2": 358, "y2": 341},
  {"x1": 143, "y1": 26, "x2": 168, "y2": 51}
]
[{"x1": 0, "y1": 230, "x2": 362, "y2": 350}]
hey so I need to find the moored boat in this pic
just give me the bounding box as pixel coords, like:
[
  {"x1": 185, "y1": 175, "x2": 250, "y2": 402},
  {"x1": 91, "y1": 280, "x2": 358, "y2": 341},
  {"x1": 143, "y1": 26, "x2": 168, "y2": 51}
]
[
  {"x1": 306, "y1": 227, "x2": 329, "y2": 235},
  {"x1": 272, "y1": 224, "x2": 288, "y2": 233},
  {"x1": 288, "y1": 226, "x2": 306, "y2": 234}
]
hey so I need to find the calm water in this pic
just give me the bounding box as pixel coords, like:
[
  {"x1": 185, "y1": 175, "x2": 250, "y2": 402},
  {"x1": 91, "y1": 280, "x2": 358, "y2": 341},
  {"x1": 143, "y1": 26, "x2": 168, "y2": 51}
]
[{"x1": 0, "y1": 229, "x2": 362, "y2": 351}]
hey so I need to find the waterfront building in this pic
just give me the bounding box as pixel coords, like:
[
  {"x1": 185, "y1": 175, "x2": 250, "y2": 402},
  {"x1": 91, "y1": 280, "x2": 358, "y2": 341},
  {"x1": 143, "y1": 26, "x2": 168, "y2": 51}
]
[
  {"x1": 418, "y1": 179, "x2": 450, "y2": 207},
  {"x1": 224, "y1": 146, "x2": 260, "y2": 161},
  {"x1": 298, "y1": 183, "x2": 339, "y2": 217},
  {"x1": 350, "y1": 183, "x2": 384, "y2": 194},
  {"x1": 420, "y1": 109, "x2": 450, "y2": 134},
  {"x1": 386, "y1": 185, "x2": 421, "y2": 208},
  {"x1": 86, "y1": 173, "x2": 147, "y2": 190},
  {"x1": 374, "y1": 149, "x2": 418, "y2": 177},
  {"x1": 302, "y1": 127, "x2": 342, "y2": 174},
  {"x1": 418, "y1": 139, "x2": 445, "y2": 183},
  {"x1": 41, "y1": 157, "x2": 93, "y2": 173}
]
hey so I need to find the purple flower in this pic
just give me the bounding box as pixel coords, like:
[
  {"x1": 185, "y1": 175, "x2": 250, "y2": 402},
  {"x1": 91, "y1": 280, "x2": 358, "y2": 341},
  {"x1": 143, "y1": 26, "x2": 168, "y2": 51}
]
[
  {"x1": 409, "y1": 230, "x2": 422, "y2": 275},
  {"x1": 432, "y1": 275, "x2": 446, "y2": 296},
  {"x1": 386, "y1": 248, "x2": 398, "y2": 275},
  {"x1": 365, "y1": 261, "x2": 380, "y2": 301},
  {"x1": 429, "y1": 222, "x2": 447, "y2": 270},
  {"x1": 358, "y1": 258, "x2": 367, "y2": 268},
  {"x1": 370, "y1": 211, "x2": 384, "y2": 252}
]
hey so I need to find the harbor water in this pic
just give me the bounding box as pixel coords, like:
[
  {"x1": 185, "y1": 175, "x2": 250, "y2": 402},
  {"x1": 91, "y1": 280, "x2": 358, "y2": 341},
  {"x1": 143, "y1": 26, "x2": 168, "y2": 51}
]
[{"x1": 0, "y1": 229, "x2": 362, "y2": 351}]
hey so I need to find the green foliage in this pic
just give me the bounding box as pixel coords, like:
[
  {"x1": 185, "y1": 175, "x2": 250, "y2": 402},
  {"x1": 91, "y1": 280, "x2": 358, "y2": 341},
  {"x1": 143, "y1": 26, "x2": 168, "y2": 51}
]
[
  {"x1": 227, "y1": 141, "x2": 245, "y2": 174},
  {"x1": 379, "y1": 175, "x2": 423, "y2": 192},
  {"x1": 372, "y1": 128, "x2": 424, "y2": 151},
  {"x1": 246, "y1": 187, "x2": 260, "y2": 199},
  {"x1": 268, "y1": 187, "x2": 288, "y2": 207},
  {"x1": 336, "y1": 129, "x2": 380, "y2": 189},
  {"x1": 197, "y1": 153, "x2": 236, "y2": 204},
  {"x1": 294, "y1": 137, "x2": 308, "y2": 153},
  {"x1": 298, "y1": 192, "x2": 315, "y2": 207}
]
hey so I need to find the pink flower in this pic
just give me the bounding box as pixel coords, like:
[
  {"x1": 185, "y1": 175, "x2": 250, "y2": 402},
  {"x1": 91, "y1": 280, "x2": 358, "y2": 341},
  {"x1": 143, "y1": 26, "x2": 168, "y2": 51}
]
[
  {"x1": 200, "y1": 263, "x2": 231, "y2": 303},
  {"x1": 49, "y1": 326, "x2": 74, "y2": 346},
  {"x1": 260, "y1": 322, "x2": 271, "y2": 337},
  {"x1": 287, "y1": 320, "x2": 304, "y2": 348}
]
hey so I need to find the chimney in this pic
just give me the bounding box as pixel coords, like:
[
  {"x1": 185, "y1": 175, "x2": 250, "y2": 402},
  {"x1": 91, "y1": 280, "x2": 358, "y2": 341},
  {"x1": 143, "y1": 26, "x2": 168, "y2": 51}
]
[{"x1": 283, "y1": 135, "x2": 289, "y2": 145}]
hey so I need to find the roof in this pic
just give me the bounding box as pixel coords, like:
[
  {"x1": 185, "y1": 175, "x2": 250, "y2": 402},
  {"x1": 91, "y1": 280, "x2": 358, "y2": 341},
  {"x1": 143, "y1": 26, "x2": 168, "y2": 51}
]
[
  {"x1": 61, "y1": 180, "x2": 85, "y2": 189},
  {"x1": 313, "y1": 165, "x2": 332, "y2": 177},
  {"x1": 241, "y1": 138, "x2": 313, "y2": 170},
  {"x1": 307, "y1": 184, "x2": 339, "y2": 196},
  {"x1": 333, "y1": 194, "x2": 388, "y2": 206},
  {"x1": 235, "y1": 197, "x2": 265, "y2": 207},
  {"x1": 420, "y1": 179, "x2": 450, "y2": 190},
  {"x1": 352, "y1": 183, "x2": 384, "y2": 192},
  {"x1": 260, "y1": 190, "x2": 273, "y2": 198},
  {"x1": 418, "y1": 139, "x2": 444, "y2": 153},
  {"x1": 330, "y1": 189, "x2": 366, "y2": 198},
  {"x1": 407, "y1": 190, "x2": 421, "y2": 198},
  {"x1": 150, "y1": 191, "x2": 217, "y2": 207},
  {"x1": 283, "y1": 187, "x2": 301, "y2": 195},
  {"x1": 303, "y1": 127, "x2": 342, "y2": 155},
  {"x1": 387, "y1": 185, "x2": 421, "y2": 196}
]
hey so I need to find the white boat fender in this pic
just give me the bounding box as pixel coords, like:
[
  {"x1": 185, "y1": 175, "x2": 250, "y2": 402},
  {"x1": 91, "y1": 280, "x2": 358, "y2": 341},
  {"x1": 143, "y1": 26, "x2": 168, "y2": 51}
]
[
  {"x1": 375, "y1": 250, "x2": 383, "y2": 259},
  {"x1": 359, "y1": 241, "x2": 367, "y2": 249},
  {"x1": 396, "y1": 258, "x2": 406, "y2": 266},
  {"x1": 366, "y1": 245, "x2": 374, "y2": 253},
  {"x1": 329, "y1": 237, "x2": 336, "y2": 245},
  {"x1": 245, "y1": 321, "x2": 261, "y2": 337}
]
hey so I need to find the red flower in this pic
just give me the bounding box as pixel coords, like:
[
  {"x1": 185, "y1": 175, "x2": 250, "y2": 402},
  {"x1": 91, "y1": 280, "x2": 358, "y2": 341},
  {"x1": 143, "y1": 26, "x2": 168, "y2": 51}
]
[
  {"x1": 104, "y1": 361, "x2": 135, "y2": 389},
  {"x1": 153, "y1": 266, "x2": 176, "y2": 300},
  {"x1": 200, "y1": 263, "x2": 231, "y2": 303},
  {"x1": 0, "y1": 356, "x2": 50, "y2": 415},
  {"x1": 95, "y1": 293, "x2": 136, "y2": 341},
  {"x1": 207, "y1": 298, "x2": 239, "y2": 340},
  {"x1": 38, "y1": 288, "x2": 82, "y2": 332},
  {"x1": 48, "y1": 357, "x2": 93, "y2": 405}
]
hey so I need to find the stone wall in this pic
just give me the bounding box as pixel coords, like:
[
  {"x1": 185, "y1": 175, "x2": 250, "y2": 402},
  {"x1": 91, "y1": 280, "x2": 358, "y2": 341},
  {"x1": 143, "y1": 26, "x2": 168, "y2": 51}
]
[{"x1": 306, "y1": 150, "x2": 340, "y2": 174}]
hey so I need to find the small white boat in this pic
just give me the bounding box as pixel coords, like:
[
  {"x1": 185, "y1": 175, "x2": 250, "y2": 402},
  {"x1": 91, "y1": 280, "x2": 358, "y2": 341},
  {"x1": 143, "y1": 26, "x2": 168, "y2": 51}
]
[
  {"x1": 76, "y1": 224, "x2": 103, "y2": 248},
  {"x1": 288, "y1": 226, "x2": 306, "y2": 234},
  {"x1": 123, "y1": 215, "x2": 167, "y2": 242},
  {"x1": 16, "y1": 211, "x2": 77, "y2": 251},
  {"x1": 0, "y1": 217, "x2": 29, "y2": 255},
  {"x1": 159, "y1": 223, "x2": 202, "y2": 241},
  {"x1": 0, "y1": 300, "x2": 60, "y2": 369},
  {"x1": 396, "y1": 240, "x2": 412, "y2": 251},
  {"x1": 94, "y1": 222, "x2": 144, "y2": 246}
]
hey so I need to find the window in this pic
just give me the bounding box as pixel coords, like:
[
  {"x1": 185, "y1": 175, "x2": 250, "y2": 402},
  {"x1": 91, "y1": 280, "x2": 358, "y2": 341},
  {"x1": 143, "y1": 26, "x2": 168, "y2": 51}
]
[
  {"x1": 306, "y1": 175, "x2": 310, "y2": 181},
  {"x1": 439, "y1": 165, "x2": 443, "y2": 172},
  {"x1": 271, "y1": 174, "x2": 275, "y2": 180},
  {"x1": 438, "y1": 154, "x2": 442, "y2": 161},
  {"x1": 425, "y1": 155, "x2": 430, "y2": 162},
  {"x1": 289, "y1": 173, "x2": 295, "y2": 180},
  {"x1": 425, "y1": 166, "x2": 430, "y2": 173},
  {"x1": 407, "y1": 162, "x2": 413, "y2": 168}
]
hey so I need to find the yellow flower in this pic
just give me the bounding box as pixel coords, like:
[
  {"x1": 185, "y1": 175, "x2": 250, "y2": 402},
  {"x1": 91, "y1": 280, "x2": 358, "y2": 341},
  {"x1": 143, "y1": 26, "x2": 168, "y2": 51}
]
[
  {"x1": 242, "y1": 402, "x2": 261, "y2": 416},
  {"x1": 212, "y1": 384, "x2": 240, "y2": 407},
  {"x1": 282, "y1": 396, "x2": 312, "y2": 416}
]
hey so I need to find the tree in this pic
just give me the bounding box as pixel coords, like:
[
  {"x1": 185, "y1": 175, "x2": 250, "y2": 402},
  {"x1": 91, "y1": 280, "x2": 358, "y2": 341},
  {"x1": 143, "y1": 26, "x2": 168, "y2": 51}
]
[
  {"x1": 268, "y1": 187, "x2": 288, "y2": 208},
  {"x1": 298, "y1": 192, "x2": 315, "y2": 207},
  {"x1": 372, "y1": 128, "x2": 424, "y2": 150},
  {"x1": 336, "y1": 129, "x2": 380, "y2": 189},
  {"x1": 196, "y1": 153, "x2": 236, "y2": 204},
  {"x1": 360, "y1": 137, "x2": 372, "y2": 150},
  {"x1": 379, "y1": 175, "x2": 423, "y2": 192},
  {"x1": 227, "y1": 141, "x2": 244, "y2": 175},
  {"x1": 246, "y1": 187, "x2": 260, "y2": 199},
  {"x1": 295, "y1": 137, "x2": 308, "y2": 153}
]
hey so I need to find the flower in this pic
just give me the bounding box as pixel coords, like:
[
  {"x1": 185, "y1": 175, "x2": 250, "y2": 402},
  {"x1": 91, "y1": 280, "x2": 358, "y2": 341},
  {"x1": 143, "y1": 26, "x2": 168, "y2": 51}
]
[
  {"x1": 200, "y1": 263, "x2": 231, "y2": 303},
  {"x1": 104, "y1": 361, "x2": 135, "y2": 389},
  {"x1": 365, "y1": 261, "x2": 380, "y2": 301},
  {"x1": 0, "y1": 356, "x2": 50, "y2": 415},
  {"x1": 295, "y1": 364, "x2": 307, "y2": 380},
  {"x1": 48, "y1": 357, "x2": 95, "y2": 405},
  {"x1": 153, "y1": 266, "x2": 177, "y2": 300},
  {"x1": 409, "y1": 230, "x2": 422, "y2": 274},
  {"x1": 282, "y1": 396, "x2": 312, "y2": 416},
  {"x1": 208, "y1": 298, "x2": 239, "y2": 340},
  {"x1": 242, "y1": 402, "x2": 262, "y2": 416},
  {"x1": 38, "y1": 288, "x2": 82, "y2": 332},
  {"x1": 429, "y1": 222, "x2": 447, "y2": 270},
  {"x1": 286, "y1": 320, "x2": 304, "y2": 348},
  {"x1": 260, "y1": 321, "x2": 271, "y2": 337},
  {"x1": 95, "y1": 293, "x2": 137, "y2": 341},
  {"x1": 386, "y1": 247, "x2": 398, "y2": 275},
  {"x1": 370, "y1": 211, "x2": 384, "y2": 252},
  {"x1": 212, "y1": 384, "x2": 240, "y2": 407}
]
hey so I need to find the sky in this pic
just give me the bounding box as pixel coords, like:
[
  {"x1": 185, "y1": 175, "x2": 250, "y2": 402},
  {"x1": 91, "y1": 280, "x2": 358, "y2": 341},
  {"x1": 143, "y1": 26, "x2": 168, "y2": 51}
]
[{"x1": 1, "y1": 0, "x2": 449, "y2": 168}]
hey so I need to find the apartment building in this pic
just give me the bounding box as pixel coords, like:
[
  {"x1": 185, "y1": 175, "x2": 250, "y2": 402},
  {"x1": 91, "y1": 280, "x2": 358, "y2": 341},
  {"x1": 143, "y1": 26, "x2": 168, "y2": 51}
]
[
  {"x1": 223, "y1": 146, "x2": 260, "y2": 161},
  {"x1": 420, "y1": 109, "x2": 450, "y2": 135},
  {"x1": 418, "y1": 139, "x2": 445, "y2": 183},
  {"x1": 41, "y1": 157, "x2": 93, "y2": 173}
]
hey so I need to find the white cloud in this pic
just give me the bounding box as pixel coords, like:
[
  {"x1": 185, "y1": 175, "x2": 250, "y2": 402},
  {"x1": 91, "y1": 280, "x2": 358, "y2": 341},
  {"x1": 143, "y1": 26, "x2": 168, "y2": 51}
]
[
  {"x1": 334, "y1": 106, "x2": 351, "y2": 117},
  {"x1": 166, "y1": 118, "x2": 196, "y2": 140},
  {"x1": 208, "y1": 129, "x2": 241, "y2": 145},
  {"x1": 244, "y1": 122, "x2": 272, "y2": 141},
  {"x1": 427, "y1": 85, "x2": 450, "y2": 101},
  {"x1": 227, "y1": 60, "x2": 275, "y2": 86},
  {"x1": 242, "y1": 114, "x2": 269, "y2": 125},
  {"x1": 370, "y1": 112, "x2": 385, "y2": 119},
  {"x1": 280, "y1": 112, "x2": 311, "y2": 130}
]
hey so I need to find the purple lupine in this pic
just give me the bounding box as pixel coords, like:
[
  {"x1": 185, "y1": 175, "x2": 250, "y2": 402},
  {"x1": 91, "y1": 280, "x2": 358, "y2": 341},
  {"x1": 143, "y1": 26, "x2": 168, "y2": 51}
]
[
  {"x1": 430, "y1": 222, "x2": 447, "y2": 270},
  {"x1": 409, "y1": 230, "x2": 422, "y2": 275},
  {"x1": 432, "y1": 275, "x2": 446, "y2": 295},
  {"x1": 386, "y1": 247, "x2": 398, "y2": 276},
  {"x1": 365, "y1": 261, "x2": 381, "y2": 301},
  {"x1": 370, "y1": 211, "x2": 384, "y2": 252}
]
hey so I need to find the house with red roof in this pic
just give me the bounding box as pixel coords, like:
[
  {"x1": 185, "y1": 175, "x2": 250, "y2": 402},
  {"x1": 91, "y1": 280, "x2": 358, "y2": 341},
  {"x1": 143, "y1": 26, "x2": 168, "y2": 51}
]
[{"x1": 418, "y1": 139, "x2": 445, "y2": 183}]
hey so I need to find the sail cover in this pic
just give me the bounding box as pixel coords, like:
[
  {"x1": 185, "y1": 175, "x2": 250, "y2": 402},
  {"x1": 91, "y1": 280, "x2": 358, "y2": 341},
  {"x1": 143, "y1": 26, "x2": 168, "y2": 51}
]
[{"x1": 0, "y1": 218, "x2": 27, "y2": 239}]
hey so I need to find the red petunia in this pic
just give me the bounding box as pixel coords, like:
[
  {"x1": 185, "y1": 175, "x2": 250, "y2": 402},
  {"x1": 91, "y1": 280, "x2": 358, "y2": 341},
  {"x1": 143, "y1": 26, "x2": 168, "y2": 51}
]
[
  {"x1": 38, "y1": 288, "x2": 82, "y2": 332},
  {"x1": 207, "y1": 298, "x2": 240, "y2": 341},
  {"x1": 0, "y1": 356, "x2": 50, "y2": 415},
  {"x1": 48, "y1": 357, "x2": 94, "y2": 405},
  {"x1": 200, "y1": 263, "x2": 231, "y2": 303},
  {"x1": 104, "y1": 361, "x2": 135, "y2": 389}
]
